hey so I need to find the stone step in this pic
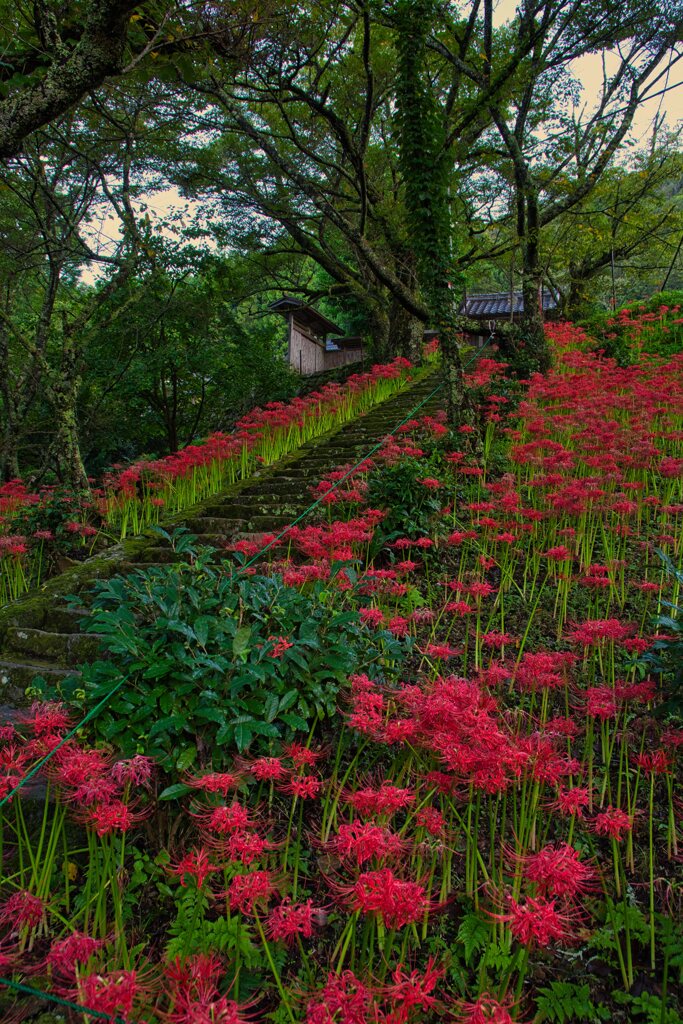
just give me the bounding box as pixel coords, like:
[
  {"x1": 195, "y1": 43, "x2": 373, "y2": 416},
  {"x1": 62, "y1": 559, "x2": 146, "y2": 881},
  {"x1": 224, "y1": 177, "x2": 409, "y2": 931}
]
[
  {"x1": 4, "y1": 627, "x2": 104, "y2": 667},
  {"x1": 238, "y1": 481, "x2": 315, "y2": 498},
  {"x1": 0, "y1": 658, "x2": 78, "y2": 701},
  {"x1": 43, "y1": 606, "x2": 90, "y2": 633}
]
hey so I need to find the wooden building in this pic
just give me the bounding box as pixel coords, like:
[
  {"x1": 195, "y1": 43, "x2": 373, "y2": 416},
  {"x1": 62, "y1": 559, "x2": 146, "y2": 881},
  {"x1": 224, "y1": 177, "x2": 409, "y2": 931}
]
[
  {"x1": 269, "y1": 297, "x2": 363, "y2": 375},
  {"x1": 271, "y1": 289, "x2": 559, "y2": 375}
]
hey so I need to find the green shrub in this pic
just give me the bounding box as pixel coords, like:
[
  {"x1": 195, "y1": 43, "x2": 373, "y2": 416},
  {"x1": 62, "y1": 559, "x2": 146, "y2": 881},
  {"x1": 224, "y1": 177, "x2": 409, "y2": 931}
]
[
  {"x1": 580, "y1": 291, "x2": 683, "y2": 363},
  {"x1": 367, "y1": 455, "x2": 445, "y2": 542},
  {"x1": 50, "y1": 531, "x2": 407, "y2": 769}
]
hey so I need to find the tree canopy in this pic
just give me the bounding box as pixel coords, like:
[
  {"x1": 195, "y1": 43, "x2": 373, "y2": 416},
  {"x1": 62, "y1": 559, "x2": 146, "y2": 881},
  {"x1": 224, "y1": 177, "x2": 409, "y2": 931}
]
[{"x1": 0, "y1": 0, "x2": 681, "y2": 484}]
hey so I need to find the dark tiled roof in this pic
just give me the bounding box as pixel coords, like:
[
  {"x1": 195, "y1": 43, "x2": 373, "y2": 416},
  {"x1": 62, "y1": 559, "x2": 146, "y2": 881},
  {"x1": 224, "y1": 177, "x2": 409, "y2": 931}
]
[{"x1": 461, "y1": 289, "x2": 558, "y2": 318}]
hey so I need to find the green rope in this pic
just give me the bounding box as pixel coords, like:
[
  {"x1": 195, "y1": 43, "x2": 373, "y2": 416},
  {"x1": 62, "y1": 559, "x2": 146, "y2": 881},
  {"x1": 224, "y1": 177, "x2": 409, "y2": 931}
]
[{"x1": 0, "y1": 976, "x2": 126, "y2": 1021}]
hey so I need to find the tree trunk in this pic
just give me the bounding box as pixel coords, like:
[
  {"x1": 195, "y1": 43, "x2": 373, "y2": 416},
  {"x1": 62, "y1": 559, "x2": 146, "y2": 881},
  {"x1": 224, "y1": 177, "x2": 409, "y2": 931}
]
[
  {"x1": 0, "y1": 434, "x2": 20, "y2": 482},
  {"x1": 432, "y1": 286, "x2": 467, "y2": 426},
  {"x1": 48, "y1": 335, "x2": 89, "y2": 490},
  {"x1": 366, "y1": 304, "x2": 391, "y2": 361},
  {"x1": 519, "y1": 185, "x2": 551, "y2": 372},
  {"x1": 566, "y1": 260, "x2": 590, "y2": 319},
  {"x1": 0, "y1": 325, "x2": 20, "y2": 480},
  {"x1": 388, "y1": 297, "x2": 424, "y2": 364}
]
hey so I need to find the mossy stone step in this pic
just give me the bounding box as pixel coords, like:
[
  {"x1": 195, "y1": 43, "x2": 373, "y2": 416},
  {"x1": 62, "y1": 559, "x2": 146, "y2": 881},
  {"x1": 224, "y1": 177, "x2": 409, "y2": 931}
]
[
  {"x1": 4, "y1": 627, "x2": 103, "y2": 667},
  {"x1": 0, "y1": 658, "x2": 77, "y2": 701},
  {"x1": 42, "y1": 606, "x2": 89, "y2": 633},
  {"x1": 238, "y1": 481, "x2": 316, "y2": 498}
]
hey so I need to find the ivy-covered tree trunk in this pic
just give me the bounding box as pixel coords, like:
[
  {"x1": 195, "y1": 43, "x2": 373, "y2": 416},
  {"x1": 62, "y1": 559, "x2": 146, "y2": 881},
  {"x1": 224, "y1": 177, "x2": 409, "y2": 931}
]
[
  {"x1": 47, "y1": 334, "x2": 89, "y2": 490},
  {"x1": 393, "y1": 0, "x2": 467, "y2": 425},
  {"x1": 388, "y1": 297, "x2": 424, "y2": 364}
]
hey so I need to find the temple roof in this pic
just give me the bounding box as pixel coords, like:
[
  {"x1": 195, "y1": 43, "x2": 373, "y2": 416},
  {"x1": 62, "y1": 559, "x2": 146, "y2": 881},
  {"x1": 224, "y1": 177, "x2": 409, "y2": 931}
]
[{"x1": 460, "y1": 289, "x2": 559, "y2": 318}]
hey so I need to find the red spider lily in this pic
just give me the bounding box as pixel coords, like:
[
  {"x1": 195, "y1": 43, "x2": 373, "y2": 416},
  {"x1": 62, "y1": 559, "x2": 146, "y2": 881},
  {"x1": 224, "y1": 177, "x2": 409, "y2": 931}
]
[
  {"x1": 348, "y1": 688, "x2": 385, "y2": 737},
  {"x1": 167, "y1": 847, "x2": 219, "y2": 888},
  {"x1": 266, "y1": 898, "x2": 317, "y2": 943},
  {"x1": 523, "y1": 843, "x2": 597, "y2": 899},
  {"x1": 360, "y1": 607, "x2": 385, "y2": 627},
  {"x1": 326, "y1": 821, "x2": 407, "y2": 865},
  {"x1": 339, "y1": 867, "x2": 433, "y2": 929},
  {"x1": 282, "y1": 742, "x2": 324, "y2": 767},
  {"x1": 343, "y1": 783, "x2": 416, "y2": 818},
  {"x1": 184, "y1": 770, "x2": 242, "y2": 795},
  {"x1": 110, "y1": 755, "x2": 155, "y2": 789},
  {"x1": 454, "y1": 994, "x2": 521, "y2": 1023},
  {"x1": 76, "y1": 969, "x2": 149, "y2": 1022},
  {"x1": 280, "y1": 773, "x2": 324, "y2": 799},
  {"x1": 584, "y1": 686, "x2": 618, "y2": 720},
  {"x1": 415, "y1": 807, "x2": 445, "y2": 836},
  {"x1": 46, "y1": 932, "x2": 106, "y2": 991},
  {"x1": 227, "y1": 870, "x2": 278, "y2": 914},
  {"x1": 50, "y1": 744, "x2": 116, "y2": 805},
  {"x1": 593, "y1": 807, "x2": 633, "y2": 841},
  {"x1": 0, "y1": 743, "x2": 31, "y2": 801},
  {"x1": 386, "y1": 616, "x2": 410, "y2": 637},
  {"x1": 445, "y1": 599, "x2": 474, "y2": 616},
  {"x1": 79, "y1": 798, "x2": 148, "y2": 837},
  {"x1": 192, "y1": 802, "x2": 253, "y2": 835},
  {"x1": 635, "y1": 749, "x2": 673, "y2": 775},
  {"x1": 480, "y1": 631, "x2": 516, "y2": 650},
  {"x1": 267, "y1": 635, "x2": 294, "y2": 657},
  {"x1": 162, "y1": 993, "x2": 250, "y2": 1023},
  {"x1": 0, "y1": 890, "x2": 46, "y2": 930},
  {"x1": 491, "y1": 894, "x2": 574, "y2": 947},
  {"x1": 514, "y1": 651, "x2": 573, "y2": 692},
  {"x1": 552, "y1": 785, "x2": 591, "y2": 818},
  {"x1": 221, "y1": 829, "x2": 275, "y2": 865},
  {"x1": 20, "y1": 701, "x2": 72, "y2": 736},
  {"x1": 305, "y1": 970, "x2": 374, "y2": 1024},
  {"x1": 384, "y1": 958, "x2": 444, "y2": 1013},
  {"x1": 566, "y1": 618, "x2": 634, "y2": 647},
  {"x1": 422, "y1": 642, "x2": 462, "y2": 660},
  {"x1": 245, "y1": 756, "x2": 287, "y2": 781}
]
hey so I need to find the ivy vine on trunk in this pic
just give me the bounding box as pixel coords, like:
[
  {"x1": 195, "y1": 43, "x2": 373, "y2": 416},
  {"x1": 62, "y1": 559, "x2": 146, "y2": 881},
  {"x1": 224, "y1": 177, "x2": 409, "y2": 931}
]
[{"x1": 393, "y1": 0, "x2": 468, "y2": 426}]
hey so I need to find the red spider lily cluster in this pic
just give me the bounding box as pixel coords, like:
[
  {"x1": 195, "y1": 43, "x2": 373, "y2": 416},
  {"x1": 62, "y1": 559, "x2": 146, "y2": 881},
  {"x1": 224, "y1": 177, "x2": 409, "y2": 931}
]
[
  {"x1": 1, "y1": 327, "x2": 682, "y2": 1022},
  {"x1": 598, "y1": 302, "x2": 683, "y2": 359},
  {"x1": 0, "y1": 358, "x2": 414, "y2": 605}
]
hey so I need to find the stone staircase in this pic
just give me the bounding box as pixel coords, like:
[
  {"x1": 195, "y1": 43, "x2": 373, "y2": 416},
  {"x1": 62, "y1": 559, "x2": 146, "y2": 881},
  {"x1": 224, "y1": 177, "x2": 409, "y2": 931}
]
[{"x1": 0, "y1": 370, "x2": 444, "y2": 708}]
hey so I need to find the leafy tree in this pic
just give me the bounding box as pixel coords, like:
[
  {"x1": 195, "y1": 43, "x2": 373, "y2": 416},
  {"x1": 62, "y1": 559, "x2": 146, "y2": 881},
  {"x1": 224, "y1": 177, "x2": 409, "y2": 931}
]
[
  {"x1": 79, "y1": 258, "x2": 293, "y2": 467},
  {"x1": 0, "y1": 0, "x2": 272, "y2": 158}
]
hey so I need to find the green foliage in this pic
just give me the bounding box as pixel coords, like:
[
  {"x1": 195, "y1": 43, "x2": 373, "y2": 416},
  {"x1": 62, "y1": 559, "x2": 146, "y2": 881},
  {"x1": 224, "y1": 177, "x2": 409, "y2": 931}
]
[
  {"x1": 637, "y1": 549, "x2": 683, "y2": 718},
  {"x1": 534, "y1": 981, "x2": 609, "y2": 1023},
  {"x1": 589, "y1": 902, "x2": 650, "y2": 955},
  {"x1": 367, "y1": 456, "x2": 444, "y2": 541},
  {"x1": 80, "y1": 258, "x2": 295, "y2": 469},
  {"x1": 51, "y1": 531, "x2": 406, "y2": 769},
  {"x1": 612, "y1": 991, "x2": 683, "y2": 1024},
  {"x1": 580, "y1": 291, "x2": 683, "y2": 364},
  {"x1": 456, "y1": 912, "x2": 491, "y2": 966}
]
